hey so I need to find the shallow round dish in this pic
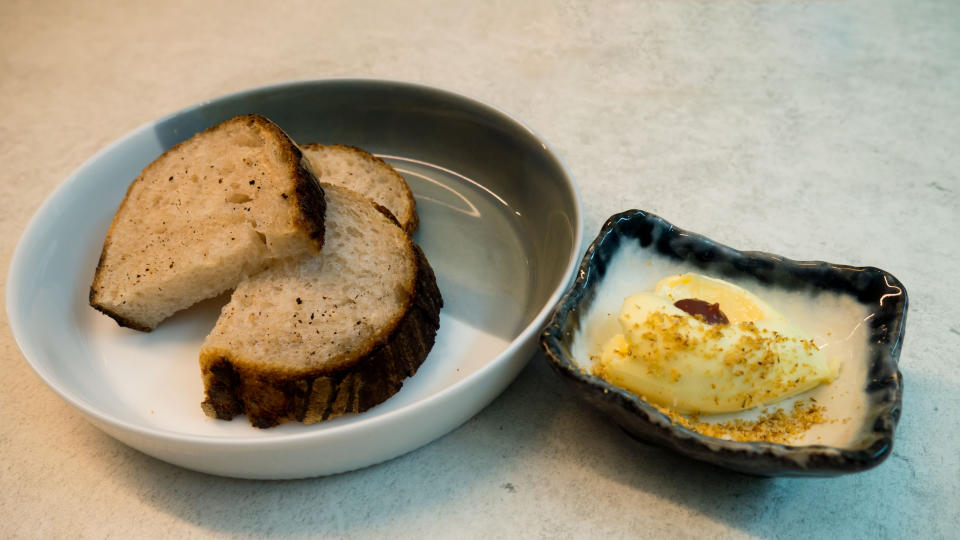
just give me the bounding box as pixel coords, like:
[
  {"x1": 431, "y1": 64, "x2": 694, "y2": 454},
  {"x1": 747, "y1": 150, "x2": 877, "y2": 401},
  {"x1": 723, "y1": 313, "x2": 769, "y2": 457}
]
[
  {"x1": 7, "y1": 79, "x2": 582, "y2": 479},
  {"x1": 540, "y1": 210, "x2": 906, "y2": 477}
]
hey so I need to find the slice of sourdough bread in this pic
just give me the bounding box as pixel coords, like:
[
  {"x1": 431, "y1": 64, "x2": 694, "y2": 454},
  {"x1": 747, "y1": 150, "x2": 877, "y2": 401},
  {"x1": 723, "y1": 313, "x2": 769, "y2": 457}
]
[
  {"x1": 199, "y1": 184, "x2": 442, "y2": 428},
  {"x1": 301, "y1": 144, "x2": 418, "y2": 234},
  {"x1": 90, "y1": 115, "x2": 326, "y2": 331}
]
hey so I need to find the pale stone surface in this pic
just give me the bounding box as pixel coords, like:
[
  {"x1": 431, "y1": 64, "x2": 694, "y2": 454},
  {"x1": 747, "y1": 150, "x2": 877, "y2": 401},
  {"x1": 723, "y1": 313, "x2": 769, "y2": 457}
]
[{"x1": 1, "y1": 0, "x2": 957, "y2": 538}]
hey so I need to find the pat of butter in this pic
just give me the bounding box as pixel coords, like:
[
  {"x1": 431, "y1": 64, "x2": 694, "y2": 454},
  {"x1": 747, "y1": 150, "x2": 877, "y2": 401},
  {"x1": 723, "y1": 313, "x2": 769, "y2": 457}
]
[{"x1": 594, "y1": 274, "x2": 838, "y2": 414}]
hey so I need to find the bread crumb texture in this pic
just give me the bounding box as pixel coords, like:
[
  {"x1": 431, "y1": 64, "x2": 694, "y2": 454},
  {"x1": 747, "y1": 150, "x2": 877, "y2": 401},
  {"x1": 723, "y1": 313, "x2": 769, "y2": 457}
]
[
  {"x1": 89, "y1": 115, "x2": 324, "y2": 330},
  {"x1": 302, "y1": 144, "x2": 418, "y2": 234},
  {"x1": 199, "y1": 184, "x2": 442, "y2": 427}
]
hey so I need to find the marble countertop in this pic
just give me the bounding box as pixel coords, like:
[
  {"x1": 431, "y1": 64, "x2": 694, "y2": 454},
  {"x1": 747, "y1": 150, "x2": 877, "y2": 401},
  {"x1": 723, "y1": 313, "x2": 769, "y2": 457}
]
[{"x1": 1, "y1": 1, "x2": 957, "y2": 538}]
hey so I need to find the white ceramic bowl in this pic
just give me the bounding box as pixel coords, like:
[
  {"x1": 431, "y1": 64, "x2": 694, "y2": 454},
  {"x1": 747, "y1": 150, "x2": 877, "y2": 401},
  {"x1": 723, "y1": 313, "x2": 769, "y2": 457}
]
[{"x1": 7, "y1": 80, "x2": 582, "y2": 479}]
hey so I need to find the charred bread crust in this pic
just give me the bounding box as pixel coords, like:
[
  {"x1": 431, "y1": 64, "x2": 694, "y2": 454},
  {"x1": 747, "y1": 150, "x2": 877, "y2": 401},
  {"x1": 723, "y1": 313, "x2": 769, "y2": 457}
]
[
  {"x1": 200, "y1": 243, "x2": 443, "y2": 427},
  {"x1": 372, "y1": 202, "x2": 402, "y2": 229},
  {"x1": 256, "y1": 118, "x2": 326, "y2": 250},
  {"x1": 89, "y1": 305, "x2": 153, "y2": 332},
  {"x1": 301, "y1": 143, "x2": 418, "y2": 235},
  {"x1": 291, "y1": 154, "x2": 326, "y2": 249}
]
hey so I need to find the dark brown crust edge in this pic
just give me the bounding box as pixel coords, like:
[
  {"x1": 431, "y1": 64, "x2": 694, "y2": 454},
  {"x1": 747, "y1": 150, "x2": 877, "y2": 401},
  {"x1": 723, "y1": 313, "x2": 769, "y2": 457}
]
[
  {"x1": 88, "y1": 115, "x2": 326, "y2": 331},
  {"x1": 261, "y1": 118, "x2": 326, "y2": 250},
  {"x1": 200, "y1": 243, "x2": 443, "y2": 428}
]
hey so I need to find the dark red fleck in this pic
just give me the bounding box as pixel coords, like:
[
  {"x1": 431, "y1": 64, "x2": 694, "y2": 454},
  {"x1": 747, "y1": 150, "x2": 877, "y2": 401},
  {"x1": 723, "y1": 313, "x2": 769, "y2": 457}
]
[{"x1": 674, "y1": 298, "x2": 729, "y2": 325}]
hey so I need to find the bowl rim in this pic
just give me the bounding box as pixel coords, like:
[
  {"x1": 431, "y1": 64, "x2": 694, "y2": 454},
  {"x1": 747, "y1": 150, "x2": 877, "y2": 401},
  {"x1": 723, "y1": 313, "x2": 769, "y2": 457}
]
[
  {"x1": 540, "y1": 209, "x2": 906, "y2": 475},
  {"x1": 6, "y1": 78, "x2": 585, "y2": 449}
]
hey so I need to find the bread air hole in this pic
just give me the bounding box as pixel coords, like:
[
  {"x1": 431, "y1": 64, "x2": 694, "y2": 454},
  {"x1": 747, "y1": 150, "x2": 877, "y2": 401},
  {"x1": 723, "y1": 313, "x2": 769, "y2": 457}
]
[{"x1": 227, "y1": 193, "x2": 252, "y2": 204}]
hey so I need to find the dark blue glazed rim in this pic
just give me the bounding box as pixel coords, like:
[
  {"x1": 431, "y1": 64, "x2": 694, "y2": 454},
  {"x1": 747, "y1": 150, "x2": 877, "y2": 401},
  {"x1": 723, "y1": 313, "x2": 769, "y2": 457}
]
[{"x1": 539, "y1": 209, "x2": 907, "y2": 477}]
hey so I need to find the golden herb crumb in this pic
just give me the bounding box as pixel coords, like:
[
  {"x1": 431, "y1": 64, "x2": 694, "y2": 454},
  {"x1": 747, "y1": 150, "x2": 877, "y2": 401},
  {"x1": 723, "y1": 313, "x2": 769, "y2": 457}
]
[{"x1": 657, "y1": 399, "x2": 832, "y2": 444}]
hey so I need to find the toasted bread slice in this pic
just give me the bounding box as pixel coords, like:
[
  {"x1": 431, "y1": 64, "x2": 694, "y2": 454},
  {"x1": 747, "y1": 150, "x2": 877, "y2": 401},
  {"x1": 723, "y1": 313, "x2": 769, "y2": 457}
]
[
  {"x1": 199, "y1": 184, "x2": 442, "y2": 428},
  {"x1": 301, "y1": 144, "x2": 418, "y2": 234},
  {"x1": 90, "y1": 115, "x2": 326, "y2": 331}
]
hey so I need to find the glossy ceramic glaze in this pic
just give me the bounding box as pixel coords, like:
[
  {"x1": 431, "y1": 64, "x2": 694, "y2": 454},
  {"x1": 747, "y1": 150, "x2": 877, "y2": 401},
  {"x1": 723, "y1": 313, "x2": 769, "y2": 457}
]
[
  {"x1": 6, "y1": 80, "x2": 582, "y2": 478},
  {"x1": 540, "y1": 210, "x2": 906, "y2": 477}
]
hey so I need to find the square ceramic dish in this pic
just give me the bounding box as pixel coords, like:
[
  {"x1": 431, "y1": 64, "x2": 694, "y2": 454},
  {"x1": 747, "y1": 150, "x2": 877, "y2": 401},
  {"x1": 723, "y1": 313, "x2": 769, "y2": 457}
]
[
  {"x1": 540, "y1": 210, "x2": 906, "y2": 477},
  {"x1": 7, "y1": 79, "x2": 582, "y2": 479}
]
